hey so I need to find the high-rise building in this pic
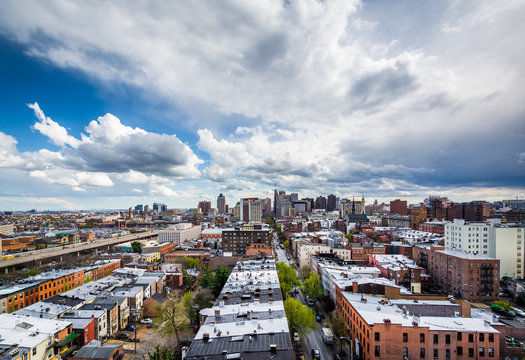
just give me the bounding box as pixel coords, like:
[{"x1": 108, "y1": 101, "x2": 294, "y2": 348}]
[
  {"x1": 327, "y1": 194, "x2": 337, "y2": 211},
  {"x1": 239, "y1": 198, "x2": 263, "y2": 222},
  {"x1": 134, "y1": 204, "x2": 144, "y2": 212},
  {"x1": 390, "y1": 199, "x2": 408, "y2": 215},
  {"x1": 290, "y1": 192, "x2": 299, "y2": 202},
  {"x1": 152, "y1": 202, "x2": 167, "y2": 213},
  {"x1": 274, "y1": 191, "x2": 290, "y2": 219},
  {"x1": 198, "y1": 201, "x2": 212, "y2": 215},
  {"x1": 216, "y1": 193, "x2": 226, "y2": 214},
  {"x1": 315, "y1": 196, "x2": 327, "y2": 210}
]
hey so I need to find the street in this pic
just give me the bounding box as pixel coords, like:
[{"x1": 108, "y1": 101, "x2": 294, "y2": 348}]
[{"x1": 274, "y1": 237, "x2": 336, "y2": 360}]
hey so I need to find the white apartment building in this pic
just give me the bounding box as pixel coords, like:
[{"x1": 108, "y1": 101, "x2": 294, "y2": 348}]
[
  {"x1": 492, "y1": 224, "x2": 524, "y2": 279},
  {"x1": 158, "y1": 223, "x2": 201, "y2": 245},
  {"x1": 297, "y1": 242, "x2": 331, "y2": 267},
  {"x1": 445, "y1": 219, "x2": 525, "y2": 279},
  {"x1": 445, "y1": 219, "x2": 491, "y2": 255}
]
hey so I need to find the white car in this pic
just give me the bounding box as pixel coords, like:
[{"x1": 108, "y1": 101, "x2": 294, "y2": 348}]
[{"x1": 140, "y1": 318, "x2": 153, "y2": 324}]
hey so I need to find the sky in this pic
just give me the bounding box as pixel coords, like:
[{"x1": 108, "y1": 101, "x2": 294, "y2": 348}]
[{"x1": 0, "y1": 0, "x2": 524, "y2": 211}]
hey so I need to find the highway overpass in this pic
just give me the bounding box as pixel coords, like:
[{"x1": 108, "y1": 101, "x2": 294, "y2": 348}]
[{"x1": 0, "y1": 230, "x2": 160, "y2": 273}]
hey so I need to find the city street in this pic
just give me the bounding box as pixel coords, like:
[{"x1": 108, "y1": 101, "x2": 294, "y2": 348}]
[{"x1": 275, "y1": 239, "x2": 336, "y2": 360}]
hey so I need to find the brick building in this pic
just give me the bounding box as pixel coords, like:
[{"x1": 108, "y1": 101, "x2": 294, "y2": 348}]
[
  {"x1": 350, "y1": 243, "x2": 385, "y2": 261},
  {"x1": 222, "y1": 226, "x2": 272, "y2": 256},
  {"x1": 390, "y1": 199, "x2": 408, "y2": 215},
  {"x1": 336, "y1": 291, "x2": 500, "y2": 360},
  {"x1": 414, "y1": 245, "x2": 500, "y2": 301}
]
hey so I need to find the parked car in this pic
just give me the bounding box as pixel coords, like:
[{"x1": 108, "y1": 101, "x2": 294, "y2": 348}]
[
  {"x1": 147, "y1": 323, "x2": 155, "y2": 328},
  {"x1": 125, "y1": 324, "x2": 136, "y2": 331},
  {"x1": 311, "y1": 349, "x2": 321, "y2": 360},
  {"x1": 140, "y1": 318, "x2": 153, "y2": 324},
  {"x1": 116, "y1": 332, "x2": 130, "y2": 340},
  {"x1": 294, "y1": 332, "x2": 300, "y2": 342},
  {"x1": 512, "y1": 307, "x2": 525, "y2": 317}
]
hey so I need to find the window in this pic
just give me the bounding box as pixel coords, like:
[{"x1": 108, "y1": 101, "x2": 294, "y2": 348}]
[
  {"x1": 479, "y1": 347, "x2": 485, "y2": 357},
  {"x1": 420, "y1": 333, "x2": 425, "y2": 343},
  {"x1": 374, "y1": 346, "x2": 380, "y2": 357},
  {"x1": 446, "y1": 349, "x2": 450, "y2": 359},
  {"x1": 433, "y1": 334, "x2": 438, "y2": 344},
  {"x1": 488, "y1": 333, "x2": 494, "y2": 342},
  {"x1": 433, "y1": 349, "x2": 438, "y2": 359},
  {"x1": 446, "y1": 334, "x2": 450, "y2": 344},
  {"x1": 488, "y1": 347, "x2": 494, "y2": 357},
  {"x1": 420, "y1": 348, "x2": 425, "y2": 358},
  {"x1": 468, "y1": 348, "x2": 474, "y2": 358},
  {"x1": 479, "y1": 333, "x2": 484, "y2": 342},
  {"x1": 403, "y1": 348, "x2": 408, "y2": 357},
  {"x1": 375, "y1": 332, "x2": 380, "y2": 341},
  {"x1": 32, "y1": 348, "x2": 37, "y2": 356},
  {"x1": 403, "y1": 333, "x2": 408, "y2": 342},
  {"x1": 469, "y1": 333, "x2": 474, "y2": 343},
  {"x1": 457, "y1": 346, "x2": 463, "y2": 356}
]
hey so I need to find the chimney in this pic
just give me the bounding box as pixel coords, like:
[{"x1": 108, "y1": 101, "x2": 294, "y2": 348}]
[
  {"x1": 270, "y1": 344, "x2": 277, "y2": 354},
  {"x1": 203, "y1": 333, "x2": 210, "y2": 342}
]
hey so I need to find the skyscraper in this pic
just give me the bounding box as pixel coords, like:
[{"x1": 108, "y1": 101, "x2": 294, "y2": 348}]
[{"x1": 217, "y1": 193, "x2": 226, "y2": 214}]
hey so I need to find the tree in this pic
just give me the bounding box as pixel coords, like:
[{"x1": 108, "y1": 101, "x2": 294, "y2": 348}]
[
  {"x1": 199, "y1": 267, "x2": 214, "y2": 288},
  {"x1": 148, "y1": 345, "x2": 174, "y2": 360},
  {"x1": 194, "y1": 288, "x2": 214, "y2": 309},
  {"x1": 302, "y1": 272, "x2": 324, "y2": 301},
  {"x1": 283, "y1": 240, "x2": 289, "y2": 249},
  {"x1": 284, "y1": 297, "x2": 317, "y2": 335},
  {"x1": 332, "y1": 314, "x2": 349, "y2": 350},
  {"x1": 158, "y1": 294, "x2": 188, "y2": 342},
  {"x1": 276, "y1": 262, "x2": 299, "y2": 296},
  {"x1": 212, "y1": 266, "x2": 231, "y2": 297},
  {"x1": 344, "y1": 233, "x2": 353, "y2": 242},
  {"x1": 131, "y1": 241, "x2": 143, "y2": 254},
  {"x1": 493, "y1": 300, "x2": 512, "y2": 311},
  {"x1": 179, "y1": 257, "x2": 200, "y2": 269},
  {"x1": 265, "y1": 217, "x2": 276, "y2": 229},
  {"x1": 298, "y1": 265, "x2": 313, "y2": 282},
  {"x1": 517, "y1": 293, "x2": 525, "y2": 307},
  {"x1": 25, "y1": 269, "x2": 41, "y2": 277},
  {"x1": 182, "y1": 291, "x2": 196, "y2": 324}
]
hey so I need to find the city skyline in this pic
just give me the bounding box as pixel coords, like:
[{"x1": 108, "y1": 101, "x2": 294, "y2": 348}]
[{"x1": 0, "y1": 1, "x2": 524, "y2": 210}]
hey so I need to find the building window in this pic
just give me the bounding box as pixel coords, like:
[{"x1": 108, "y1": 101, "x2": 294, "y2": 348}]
[
  {"x1": 433, "y1": 334, "x2": 438, "y2": 344},
  {"x1": 469, "y1": 333, "x2": 474, "y2": 343},
  {"x1": 420, "y1": 348, "x2": 425, "y2": 358},
  {"x1": 446, "y1": 349, "x2": 450, "y2": 359},
  {"x1": 374, "y1": 346, "x2": 380, "y2": 357},
  {"x1": 33, "y1": 348, "x2": 37, "y2": 356},
  {"x1": 403, "y1": 333, "x2": 408, "y2": 342},
  {"x1": 479, "y1": 333, "x2": 484, "y2": 342},
  {"x1": 457, "y1": 346, "x2": 463, "y2": 356},
  {"x1": 446, "y1": 334, "x2": 450, "y2": 344},
  {"x1": 488, "y1": 333, "x2": 493, "y2": 342},
  {"x1": 488, "y1": 347, "x2": 494, "y2": 357},
  {"x1": 433, "y1": 349, "x2": 438, "y2": 359},
  {"x1": 420, "y1": 333, "x2": 425, "y2": 343},
  {"x1": 468, "y1": 348, "x2": 474, "y2": 358},
  {"x1": 375, "y1": 332, "x2": 380, "y2": 341},
  {"x1": 479, "y1": 347, "x2": 485, "y2": 357}
]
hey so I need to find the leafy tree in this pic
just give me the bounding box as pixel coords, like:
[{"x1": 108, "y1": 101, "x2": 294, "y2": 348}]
[
  {"x1": 84, "y1": 275, "x2": 93, "y2": 284},
  {"x1": 493, "y1": 300, "x2": 512, "y2": 311},
  {"x1": 131, "y1": 241, "x2": 143, "y2": 254},
  {"x1": 182, "y1": 291, "x2": 195, "y2": 324},
  {"x1": 265, "y1": 217, "x2": 276, "y2": 229},
  {"x1": 194, "y1": 288, "x2": 214, "y2": 309},
  {"x1": 199, "y1": 267, "x2": 214, "y2": 288},
  {"x1": 277, "y1": 262, "x2": 299, "y2": 296},
  {"x1": 332, "y1": 314, "x2": 350, "y2": 350},
  {"x1": 284, "y1": 297, "x2": 317, "y2": 335},
  {"x1": 212, "y1": 266, "x2": 231, "y2": 296},
  {"x1": 158, "y1": 294, "x2": 188, "y2": 342},
  {"x1": 283, "y1": 240, "x2": 289, "y2": 249},
  {"x1": 302, "y1": 272, "x2": 324, "y2": 301},
  {"x1": 25, "y1": 269, "x2": 41, "y2": 277},
  {"x1": 298, "y1": 265, "x2": 313, "y2": 282},
  {"x1": 344, "y1": 233, "x2": 353, "y2": 242},
  {"x1": 181, "y1": 257, "x2": 200, "y2": 269},
  {"x1": 148, "y1": 345, "x2": 174, "y2": 360},
  {"x1": 517, "y1": 293, "x2": 525, "y2": 307}
]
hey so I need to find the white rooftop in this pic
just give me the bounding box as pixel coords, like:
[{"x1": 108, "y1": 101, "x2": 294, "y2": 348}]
[{"x1": 195, "y1": 317, "x2": 289, "y2": 340}]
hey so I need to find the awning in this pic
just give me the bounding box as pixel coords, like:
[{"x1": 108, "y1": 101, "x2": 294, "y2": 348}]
[{"x1": 56, "y1": 332, "x2": 80, "y2": 347}]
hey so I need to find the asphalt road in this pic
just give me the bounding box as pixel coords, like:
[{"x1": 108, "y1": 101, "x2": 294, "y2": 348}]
[{"x1": 0, "y1": 230, "x2": 159, "y2": 268}]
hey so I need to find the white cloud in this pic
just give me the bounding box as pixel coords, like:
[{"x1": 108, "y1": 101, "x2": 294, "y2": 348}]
[{"x1": 28, "y1": 102, "x2": 81, "y2": 148}]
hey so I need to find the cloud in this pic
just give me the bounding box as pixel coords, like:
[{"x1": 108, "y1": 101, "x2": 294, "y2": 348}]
[
  {"x1": 28, "y1": 102, "x2": 81, "y2": 148},
  {"x1": 0, "y1": 1, "x2": 524, "y2": 205}
]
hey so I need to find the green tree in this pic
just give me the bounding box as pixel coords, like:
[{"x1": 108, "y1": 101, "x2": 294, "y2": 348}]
[
  {"x1": 283, "y1": 240, "x2": 289, "y2": 249},
  {"x1": 493, "y1": 300, "x2": 512, "y2": 311},
  {"x1": 158, "y1": 294, "x2": 188, "y2": 342},
  {"x1": 182, "y1": 291, "x2": 196, "y2": 324},
  {"x1": 517, "y1": 293, "x2": 525, "y2": 307},
  {"x1": 277, "y1": 262, "x2": 299, "y2": 296},
  {"x1": 199, "y1": 266, "x2": 214, "y2": 288},
  {"x1": 148, "y1": 345, "x2": 174, "y2": 360},
  {"x1": 332, "y1": 314, "x2": 350, "y2": 350},
  {"x1": 25, "y1": 269, "x2": 41, "y2": 277},
  {"x1": 212, "y1": 266, "x2": 231, "y2": 296},
  {"x1": 298, "y1": 265, "x2": 313, "y2": 282},
  {"x1": 131, "y1": 241, "x2": 143, "y2": 254},
  {"x1": 284, "y1": 297, "x2": 317, "y2": 335},
  {"x1": 182, "y1": 257, "x2": 201, "y2": 269},
  {"x1": 265, "y1": 217, "x2": 276, "y2": 229},
  {"x1": 344, "y1": 233, "x2": 353, "y2": 242},
  {"x1": 195, "y1": 288, "x2": 215, "y2": 309},
  {"x1": 302, "y1": 272, "x2": 324, "y2": 301}
]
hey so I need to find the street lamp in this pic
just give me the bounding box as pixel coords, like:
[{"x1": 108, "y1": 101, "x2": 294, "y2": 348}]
[{"x1": 340, "y1": 336, "x2": 353, "y2": 360}]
